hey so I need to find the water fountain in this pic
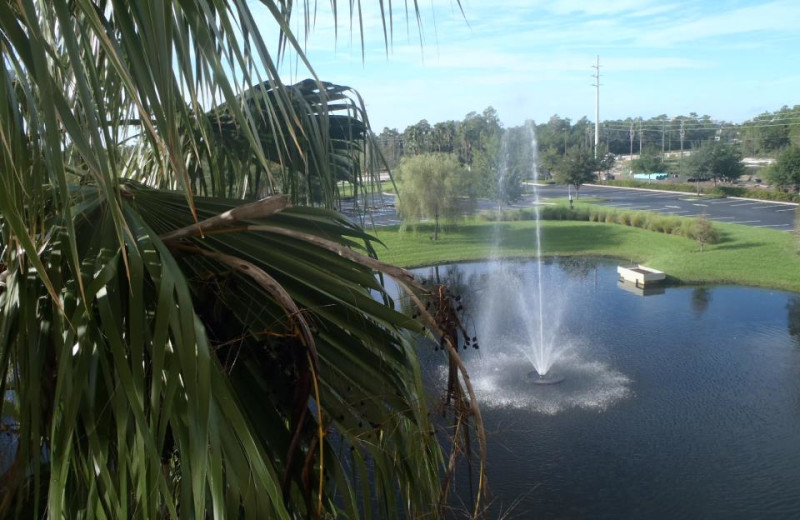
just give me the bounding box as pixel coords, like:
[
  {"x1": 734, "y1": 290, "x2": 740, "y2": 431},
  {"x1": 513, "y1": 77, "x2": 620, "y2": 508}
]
[
  {"x1": 523, "y1": 121, "x2": 564, "y2": 384},
  {"x1": 434, "y1": 120, "x2": 630, "y2": 413},
  {"x1": 489, "y1": 121, "x2": 564, "y2": 383}
]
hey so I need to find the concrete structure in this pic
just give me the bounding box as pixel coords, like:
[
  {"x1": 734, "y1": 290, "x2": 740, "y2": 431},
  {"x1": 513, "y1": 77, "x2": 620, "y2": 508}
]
[{"x1": 617, "y1": 265, "x2": 666, "y2": 287}]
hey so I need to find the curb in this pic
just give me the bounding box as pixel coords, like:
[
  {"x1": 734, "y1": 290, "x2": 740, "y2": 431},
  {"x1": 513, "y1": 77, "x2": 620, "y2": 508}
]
[
  {"x1": 585, "y1": 184, "x2": 798, "y2": 207},
  {"x1": 726, "y1": 196, "x2": 798, "y2": 207}
]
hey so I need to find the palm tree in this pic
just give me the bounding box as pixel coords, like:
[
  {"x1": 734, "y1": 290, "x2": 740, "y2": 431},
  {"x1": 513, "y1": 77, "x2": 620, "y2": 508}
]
[{"x1": 0, "y1": 1, "x2": 485, "y2": 518}]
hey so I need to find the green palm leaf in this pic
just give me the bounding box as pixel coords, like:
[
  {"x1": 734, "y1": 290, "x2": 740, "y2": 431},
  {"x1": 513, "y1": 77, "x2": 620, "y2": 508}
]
[{"x1": 0, "y1": 0, "x2": 483, "y2": 518}]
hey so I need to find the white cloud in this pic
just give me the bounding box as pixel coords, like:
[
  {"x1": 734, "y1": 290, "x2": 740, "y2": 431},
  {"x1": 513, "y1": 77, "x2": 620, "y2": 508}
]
[
  {"x1": 635, "y1": 0, "x2": 800, "y2": 46},
  {"x1": 244, "y1": 1, "x2": 800, "y2": 129}
]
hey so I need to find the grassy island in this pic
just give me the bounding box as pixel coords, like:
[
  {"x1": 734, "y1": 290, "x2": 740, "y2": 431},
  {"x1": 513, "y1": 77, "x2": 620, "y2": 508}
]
[{"x1": 374, "y1": 219, "x2": 800, "y2": 293}]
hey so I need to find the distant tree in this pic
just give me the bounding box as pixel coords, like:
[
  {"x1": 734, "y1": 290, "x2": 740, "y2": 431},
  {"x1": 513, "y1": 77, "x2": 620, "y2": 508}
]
[
  {"x1": 597, "y1": 150, "x2": 617, "y2": 178},
  {"x1": 537, "y1": 147, "x2": 562, "y2": 178},
  {"x1": 376, "y1": 127, "x2": 402, "y2": 169},
  {"x1": 632, "y1": 148, "x2": 666, "y2": 173},
  {"x1": 554, "y1": 147, "x2": 598, "y2": 198},
  {"x1": 474, "y1": 136, "x2": 521, "y2": 207},
  {"x1": 397, "y1": 153, "x2": 476, "y2": 239},
  {"x1": 740, "y1": 105, "x2": 800, "y2": 155},
  {"x1": 766, "y1": 146, "x2": 800, "y2": 192},
  {"x1": 402, "y1": 119, "x2": 433, "y2": 155},
  {"x1": 688, "y1": 141, "x2": 744, "y2": 188},
  {"x1": 689, "y1": 215, "x2": 719, "y2": 251},
  {"x1": 457, "y1": 107, "x2": 501, "y2": 166},
  {"x1": 493, "y1": 155, "x2": 523, "y2": 208}
]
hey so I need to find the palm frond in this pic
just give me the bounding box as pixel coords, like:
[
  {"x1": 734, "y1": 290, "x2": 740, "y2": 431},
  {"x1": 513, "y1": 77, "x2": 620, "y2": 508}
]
[{"x1": 0, "y1": 0, "x2": 484, "y2": 518}]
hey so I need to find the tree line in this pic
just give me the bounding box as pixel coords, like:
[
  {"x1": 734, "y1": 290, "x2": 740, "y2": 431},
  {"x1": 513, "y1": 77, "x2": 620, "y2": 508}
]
[{"x1": 379, "y1": 104, "x2": 800, "y2": 210}]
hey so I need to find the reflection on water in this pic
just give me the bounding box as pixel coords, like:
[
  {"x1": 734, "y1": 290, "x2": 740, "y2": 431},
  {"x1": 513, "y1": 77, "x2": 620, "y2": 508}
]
[
  {"x1": 407, "y1": 259, "x2": 800, "y2": 519},
  {"x1": 788, "y1": 297, "x2": 800, "y2": 347},
  {"x1": 691, "y1": 287, "x2": 712, "y2": 317}
]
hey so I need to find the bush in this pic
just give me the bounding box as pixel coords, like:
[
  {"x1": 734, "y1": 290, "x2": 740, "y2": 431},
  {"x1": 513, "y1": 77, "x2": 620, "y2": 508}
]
[
  {"x1": 601, "y1": 179, "x2": 800, "y2": 202},
  {"x1": 534, "y1": 201, "x2": 726, "y2": 246},
  {"x1": 630, "y1": 212, "x2": 646, "y2": 228},
  {"x1": 660, "y1": 217, "x2": 682, "y2": 235},
  {"x1": 686, "y1": 215, "x2": 720, "y2": 251}
]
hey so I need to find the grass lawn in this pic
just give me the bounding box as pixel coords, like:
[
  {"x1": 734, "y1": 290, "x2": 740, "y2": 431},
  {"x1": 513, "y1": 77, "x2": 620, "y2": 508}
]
[
  {"x1": 373, "y1": 219, "x2": 800, "y2": 293},
  {"x1": 337, "y1": 181, "x2": 396, "y2": 198}
]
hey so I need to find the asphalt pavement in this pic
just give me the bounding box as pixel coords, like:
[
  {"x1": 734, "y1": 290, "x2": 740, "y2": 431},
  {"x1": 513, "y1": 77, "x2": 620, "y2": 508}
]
[
  {"x1": 533, "y1": 184, "x2": 797, "y2": 231},
  {"x1": 341, "y1": 185, "x2": 798, "y2": 231}
]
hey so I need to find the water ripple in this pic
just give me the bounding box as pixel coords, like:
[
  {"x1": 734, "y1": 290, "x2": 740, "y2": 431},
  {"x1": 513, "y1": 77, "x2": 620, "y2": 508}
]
[{"x1": 451, "y1": 350, "x2": 632, "y2": 414}]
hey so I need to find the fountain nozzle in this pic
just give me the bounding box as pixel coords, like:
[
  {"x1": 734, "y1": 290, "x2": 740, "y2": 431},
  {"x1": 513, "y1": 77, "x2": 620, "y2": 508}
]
[{"x1": 528, "y1": 370, "x2": 565, "y2": 385}]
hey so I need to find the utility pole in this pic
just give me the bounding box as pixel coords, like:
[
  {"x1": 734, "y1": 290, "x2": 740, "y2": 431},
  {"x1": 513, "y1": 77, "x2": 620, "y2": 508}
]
[
  {"x1": 679, "y1": 120, "x2": 686, "y2": 177},
  {"x1": 638, "y1": 118, "x2": 643, "y2": 156},
  {"x1": 592, "y1": 55, "x2": 601, "y2": 159},
  {"x1": 661, "y1": 119, "x2": 666, "y2": 157},
  {"x1": 629, "y1": 121, "x2": 634, "y2": 174}
]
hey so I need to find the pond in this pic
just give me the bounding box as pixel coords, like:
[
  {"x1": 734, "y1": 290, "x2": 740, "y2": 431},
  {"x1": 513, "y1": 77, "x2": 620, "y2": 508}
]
[{"x1": 409, "y1": 258, "x2": 800, "y2": 519}]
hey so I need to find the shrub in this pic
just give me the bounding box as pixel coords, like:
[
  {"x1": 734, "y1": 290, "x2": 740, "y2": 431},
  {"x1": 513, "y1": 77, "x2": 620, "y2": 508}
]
[
  {"x1": 678, "y1": 219, "x2": 694, "y2": 238},
  {"x1": 630, "y1": 212, "x2": 645, "y2": 228},
  {"x1": 687, "y1": 215, "x2": 720, "y2": 251},
  {"x1": 602, "y1": 179, "x2": 800, "y2": 202},
  {"x1": 660, "y1": 217, "x2": 682, "y2": 235}
]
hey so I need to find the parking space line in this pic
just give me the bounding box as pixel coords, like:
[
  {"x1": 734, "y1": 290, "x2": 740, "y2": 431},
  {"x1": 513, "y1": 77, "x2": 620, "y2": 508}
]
[
  {"x1": 730, "y1": 220, "x2": 760, "y2": 224},
  {"x1": 712, "y1": 216, "x2": 735, "y2": 219},
  {"x1": 776, "y1": 208, "x2": 797, "y2": 212},
  {"x1": 730, "y1": 202, "x2": 760, "y2": 207},
  {"x1": 756, "y1": 223, "x2": 791, "y2": 228},
  {"x1": 692, "y1": 203, "x2": 708, "y2": 207}
]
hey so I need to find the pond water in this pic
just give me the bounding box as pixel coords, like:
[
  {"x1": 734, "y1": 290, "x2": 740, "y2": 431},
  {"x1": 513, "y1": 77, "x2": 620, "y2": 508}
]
[{"x1": 409, "y1": 258, "x2": 800, "y2": 519}]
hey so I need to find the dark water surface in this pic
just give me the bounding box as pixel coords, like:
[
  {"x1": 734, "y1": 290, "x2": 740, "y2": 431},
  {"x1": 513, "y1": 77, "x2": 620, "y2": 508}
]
[{"x1": 410, "y1": 259, "x2": 800, "y2": 520}]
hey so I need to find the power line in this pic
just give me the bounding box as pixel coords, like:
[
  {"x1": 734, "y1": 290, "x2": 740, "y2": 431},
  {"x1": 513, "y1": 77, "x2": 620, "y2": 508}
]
[
  {"x1": 592, "y1": 55, "x2": 601, "y2": 159},
  {"x1": 602, "y1": 120, "x2": 800, "y2": 131}
]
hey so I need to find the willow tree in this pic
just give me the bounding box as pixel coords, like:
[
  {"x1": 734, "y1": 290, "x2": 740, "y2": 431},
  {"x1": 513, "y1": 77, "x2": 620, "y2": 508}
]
[
  {"x1": 0, "y1": 1, "x2": 486, "y2": 518},
  {"x1": 397, "y1": 154, "x2": 477, "y2": 240}
]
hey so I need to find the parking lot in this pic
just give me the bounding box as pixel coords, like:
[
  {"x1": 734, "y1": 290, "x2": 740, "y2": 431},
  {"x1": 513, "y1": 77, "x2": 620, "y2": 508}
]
[
  {"x1": 341, "y1": 184, "x2": 798, "y2": 231},
  {"x1": 544, "y1": 184, "x2": 797, "y2": 231}
]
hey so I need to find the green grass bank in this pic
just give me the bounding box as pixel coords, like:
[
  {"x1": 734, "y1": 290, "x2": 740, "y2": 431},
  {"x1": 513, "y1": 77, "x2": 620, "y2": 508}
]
[{"x1": 374, "y1": 219, "x2": 800, "y2": 293}]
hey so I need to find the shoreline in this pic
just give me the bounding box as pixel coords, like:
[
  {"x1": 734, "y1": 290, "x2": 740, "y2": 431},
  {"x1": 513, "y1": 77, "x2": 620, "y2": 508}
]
[{"x1": 373, "y1": 219, "x2": 800, "y2": 293}]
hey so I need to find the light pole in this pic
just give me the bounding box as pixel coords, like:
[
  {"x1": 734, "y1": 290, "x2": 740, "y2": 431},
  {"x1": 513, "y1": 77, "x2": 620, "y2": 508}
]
[
  {"x1": 679, "y1": 120, "x2": 686, "y2": 177},
  {"x1": 592, "y1": 55, "x2": 601, "y2": 159},
  {"x1": 629, "y1": 121, "x2": 634, "y2": 174}
]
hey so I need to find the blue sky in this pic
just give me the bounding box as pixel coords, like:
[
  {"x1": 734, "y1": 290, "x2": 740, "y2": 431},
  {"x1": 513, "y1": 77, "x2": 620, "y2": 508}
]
[{"x1": 253, "y1": 0, "x2": 800, "y2": 131}]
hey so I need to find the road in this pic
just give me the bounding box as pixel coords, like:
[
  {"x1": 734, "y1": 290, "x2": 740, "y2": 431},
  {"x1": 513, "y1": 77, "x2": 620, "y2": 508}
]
[{"x1": 341, "y1": 185, "x2": 798, "y2": 231}]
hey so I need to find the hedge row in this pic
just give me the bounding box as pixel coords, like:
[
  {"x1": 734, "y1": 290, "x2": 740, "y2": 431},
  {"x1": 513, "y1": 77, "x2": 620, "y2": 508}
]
[
  {"x1": 482, "y1": 206, "x2": 721, "y2": 244},
  {"x1": 599, "y1": 180, "x2": 800, "y2": 202}
]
